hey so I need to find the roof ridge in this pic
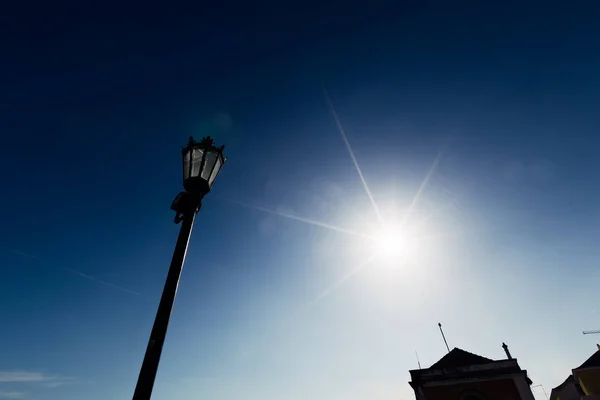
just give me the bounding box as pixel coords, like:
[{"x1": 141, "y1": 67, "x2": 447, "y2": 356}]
[
  {"x1": 455, "y1": 347, "x2": 494, "y2": 360},
  {"x1": 574, "y1": 349, "x2": 600, "y2": 370},
  {"x1": 429, "y1": 347, "x2": 494, "y2": 369}
]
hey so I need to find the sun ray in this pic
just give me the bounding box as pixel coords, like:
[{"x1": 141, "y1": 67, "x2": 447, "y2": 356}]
[
  {"x1": 323, "y1": 89, "x2": 385, "y2": 226},
  {"x1": 400, "y1": 150, "x2": 444, "y2": 228},
  {"x1": 226, "y1": 199, "x2": 371, "y2": 240},
  {"x1": 409, "y1": 200, "x2": 457, "y2": 234},
  {"x1": 312, "y1": 253, "x2": 379, "y2": 304}
]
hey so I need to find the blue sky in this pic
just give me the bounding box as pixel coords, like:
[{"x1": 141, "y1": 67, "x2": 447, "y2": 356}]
[{"x1": 1, "y1": 2, "x2": 600, "y2": 399}]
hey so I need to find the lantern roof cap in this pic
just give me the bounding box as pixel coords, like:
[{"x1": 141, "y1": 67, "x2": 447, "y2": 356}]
[{"x1": 183, "y1": 136, "x2": 225, "y2": 153}]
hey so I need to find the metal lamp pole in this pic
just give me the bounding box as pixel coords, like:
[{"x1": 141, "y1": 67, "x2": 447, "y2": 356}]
[
  {"x1": 132, "y1": 137, "x2": 225, "y2": 400},
  {"x1": 132, "y1": 209, "x2": 196, "y2": 400}
]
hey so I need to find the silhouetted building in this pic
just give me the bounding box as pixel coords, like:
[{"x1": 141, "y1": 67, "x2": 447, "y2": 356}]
[
  {"x1": 572, "y1": 348, "x2": 600, "y2": 399},
  {"x1": 549, "y1": 375, "x2": 584, "y2": 400},
  {"x1": 408, "y1": 344, "x2": 535, "y2": 400}
]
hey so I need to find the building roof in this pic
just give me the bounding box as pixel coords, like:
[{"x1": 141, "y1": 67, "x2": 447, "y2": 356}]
[
  {"x1": 550, "y1": 375, "x2": 584, "y2": 400},
  {"x1": 574, "y1": 349, "x2": 600, "y2": 370},
  {"x1": 429, "y1": 348, "x2": 494, "y2": 369},
  {"x1": 409, "y1": 346, "x2": 533, "y2": 390}
]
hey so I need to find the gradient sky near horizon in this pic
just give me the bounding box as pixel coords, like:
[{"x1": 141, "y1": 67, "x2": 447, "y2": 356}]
[{"x1": 1, "y1": 2, "x2": 600, "y2": 400}]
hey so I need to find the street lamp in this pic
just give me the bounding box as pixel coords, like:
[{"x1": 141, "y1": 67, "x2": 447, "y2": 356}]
[{"x1": 132, "y1": 136, "x2": 226, "y2": 400}]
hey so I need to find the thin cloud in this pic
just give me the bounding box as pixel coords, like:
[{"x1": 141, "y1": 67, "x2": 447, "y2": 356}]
[
  {"x1": 0, "y1": 371, "x2": 53, "y2": 383},
  {"x1": 6, "y1": 248, "x2": 139, "y2": 296},
  {"x1": 0, "y1": 371, "x2": 75, "y2": 388},
  {"x1": 42, "y1": 381, "x2": 74, "y2": 388},
  {"x1": 0, "y1": 392, "x2": 25, "y2": 399}
]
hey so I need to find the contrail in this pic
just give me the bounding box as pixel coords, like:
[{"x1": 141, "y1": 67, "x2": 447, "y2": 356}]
[
  {"x1": 225, "y1": 199, "x2": 372, "y2": 240},
  {"x1": 7, "y1": 248, "x2": 44, "y2": 261},
  {"x1": 6, "y1": 248, "x2": 140, "y2": 296},
  {"x1": 323, "y1": 89, "x2": 385, "y2": 226},
  {"x1": 63, "y1": 268, "x2": 140, "y2": 296}
]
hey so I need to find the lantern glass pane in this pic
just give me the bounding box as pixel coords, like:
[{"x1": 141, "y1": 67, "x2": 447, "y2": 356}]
[
  {"x1": 183, "y1": 149, "x2": 191, "y2": 180},
  {"x1": 201, "y1": 151, "x2": 218, "y2": 181},
  {"x1": 191, "y1": 148, "x2": 204, "y2": 178},
  {"x1": 209, "y1": 157, "x2": 222, "y2": 186}
]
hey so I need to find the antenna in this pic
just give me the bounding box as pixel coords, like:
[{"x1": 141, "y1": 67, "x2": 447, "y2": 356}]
[
  {"x1": 531, "y1": 384, "x2": 549, "y2": 400},
  {"x1": 438, "y1": 322, "x2": 450, "y2": 353},
  {"x1": 583, "y1": 329, "x2": 600, "y2": 335},
  {"x1": 415, "y1": 351, "x2": 422, "y2": 369}
]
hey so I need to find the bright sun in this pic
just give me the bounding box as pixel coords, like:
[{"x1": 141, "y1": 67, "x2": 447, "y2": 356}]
[{"x1": 371, "y1": 226, "x2": 407, "y2": 261}]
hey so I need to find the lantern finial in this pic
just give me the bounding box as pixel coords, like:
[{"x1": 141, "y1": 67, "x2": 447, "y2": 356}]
[{"x1": 199, "y1": 136, "x2": 214, "y2": 147}]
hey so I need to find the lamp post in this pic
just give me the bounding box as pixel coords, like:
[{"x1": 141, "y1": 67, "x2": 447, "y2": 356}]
[{"x1": 132, "y1": 136, "x2": 226, "y2": 400}]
